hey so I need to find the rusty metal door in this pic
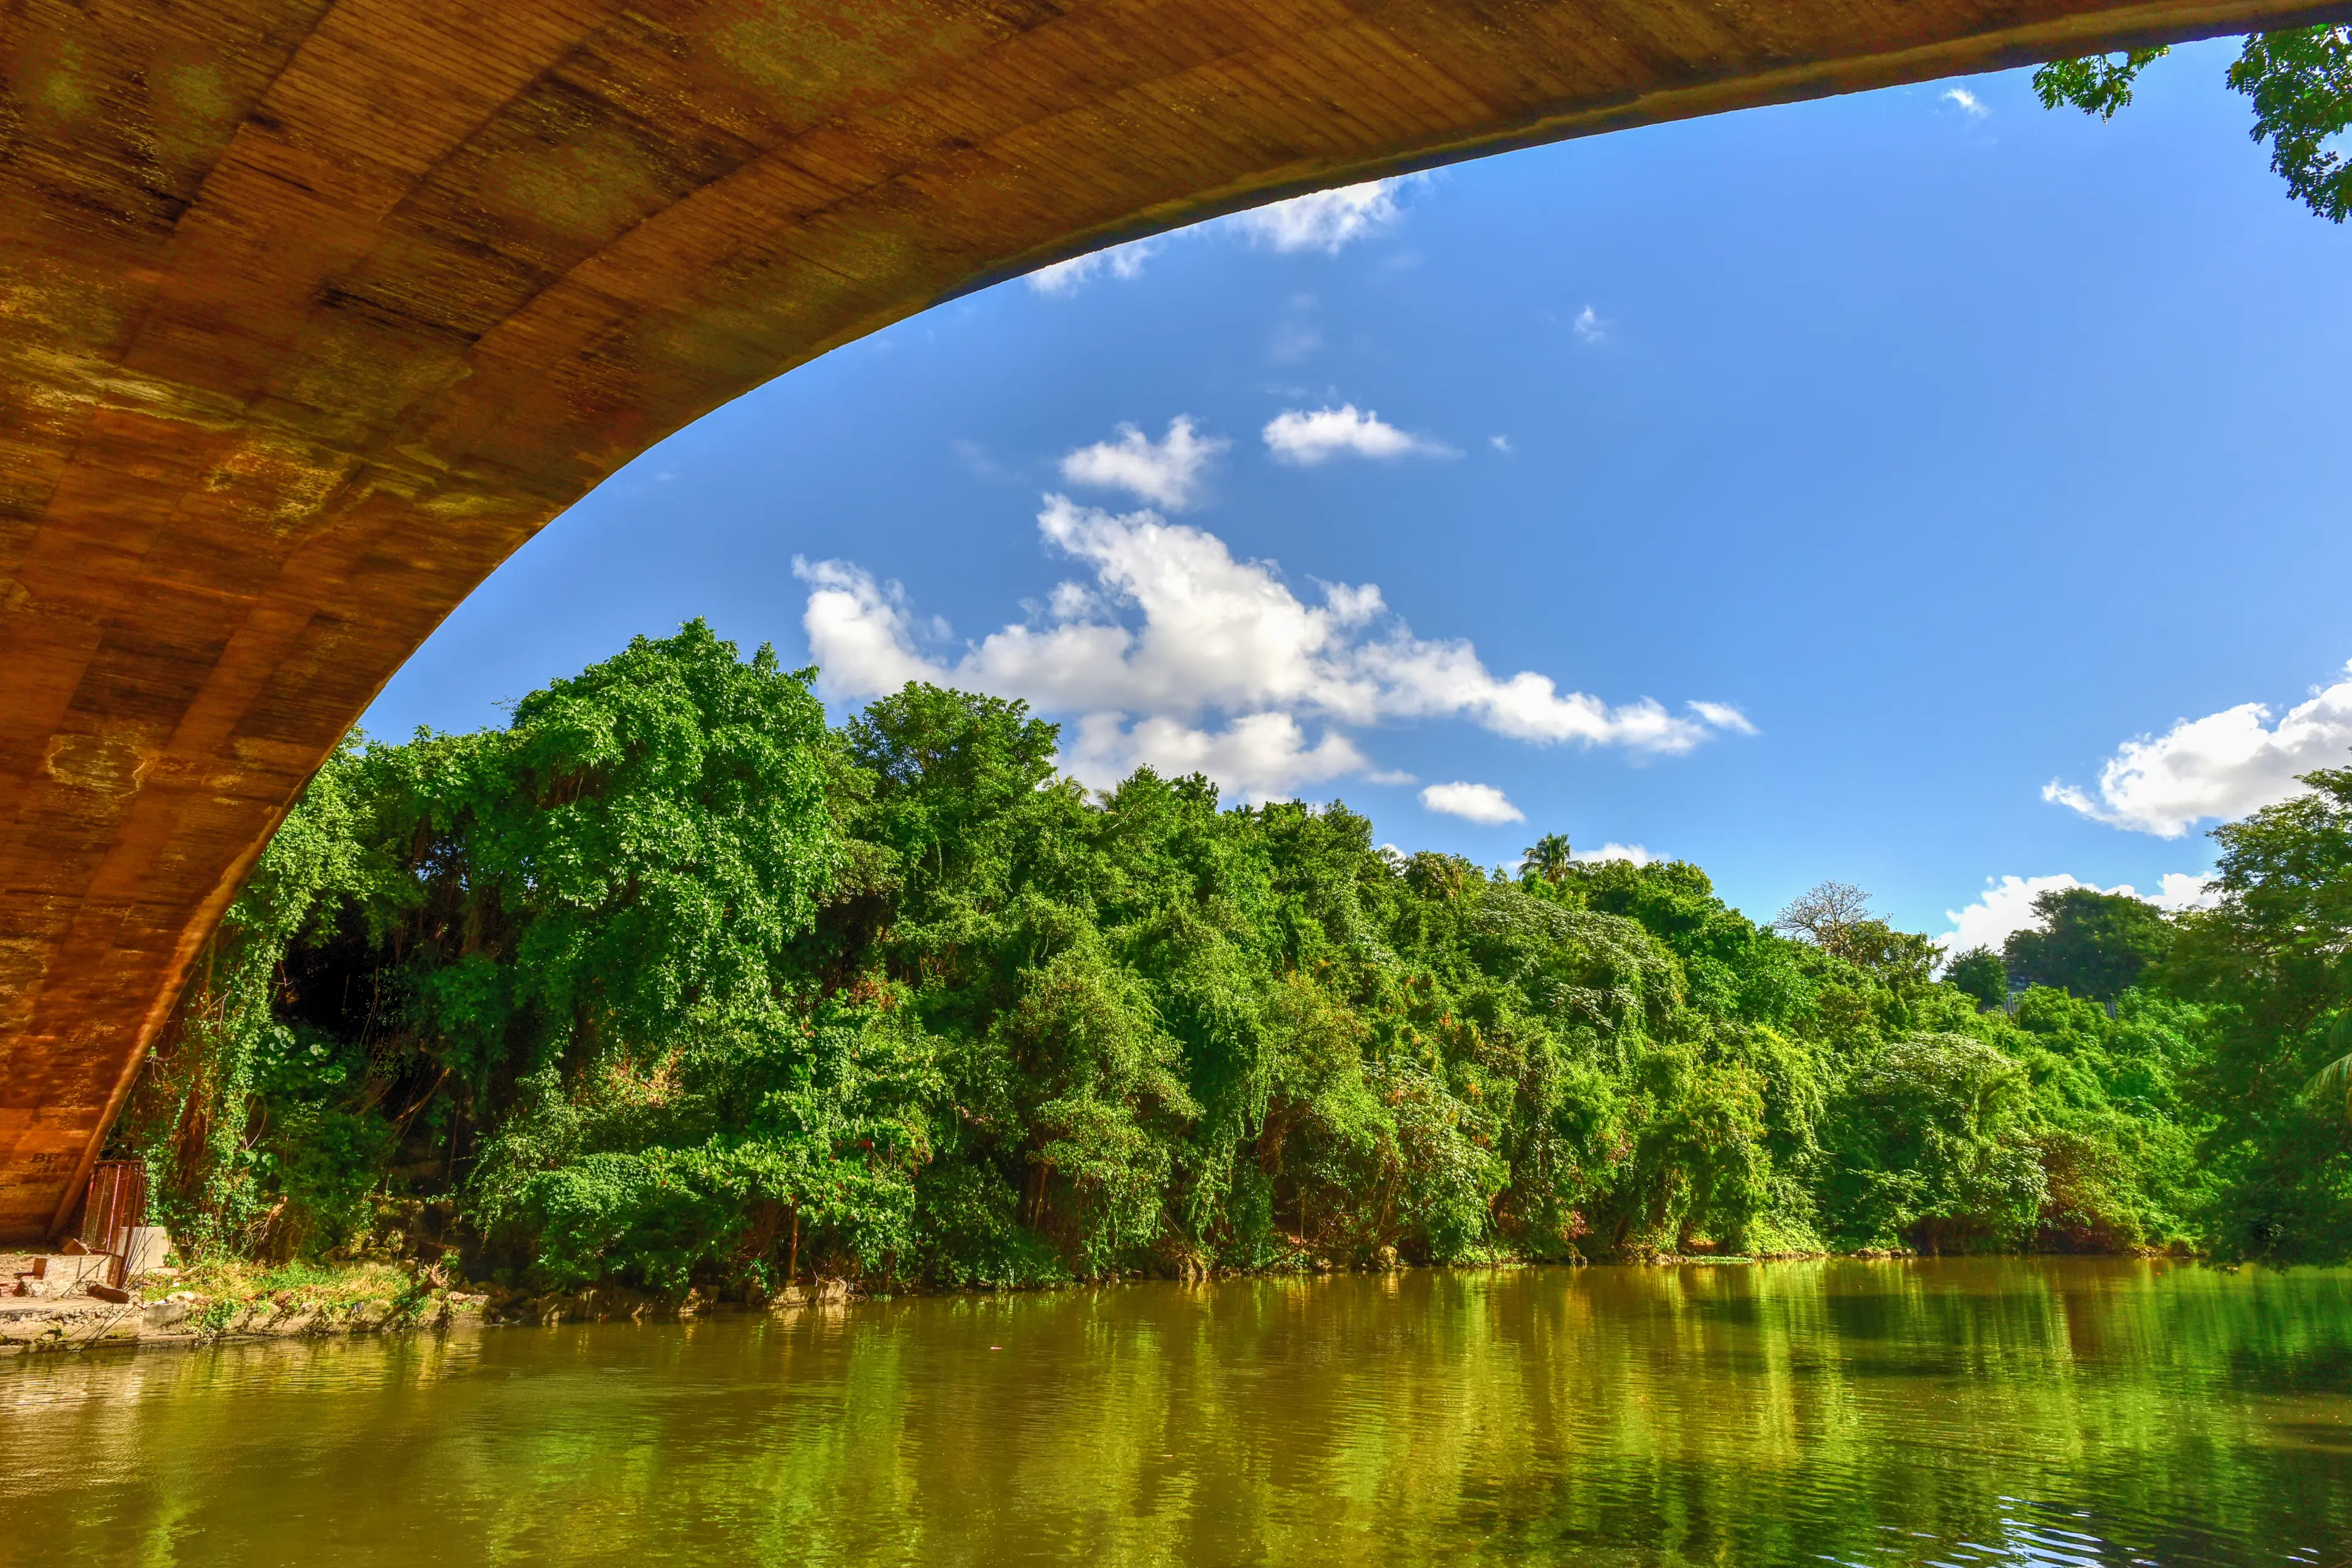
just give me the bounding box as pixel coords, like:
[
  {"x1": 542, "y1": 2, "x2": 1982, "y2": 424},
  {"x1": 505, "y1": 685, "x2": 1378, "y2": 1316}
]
[{"x1": 78, "y1": 1160, "x2": 148, "y2": 1257}]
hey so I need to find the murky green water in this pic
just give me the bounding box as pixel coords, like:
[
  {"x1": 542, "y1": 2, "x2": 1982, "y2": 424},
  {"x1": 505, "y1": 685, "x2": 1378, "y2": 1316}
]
[{"x1": 1, "y1": 1260, "x2": 2346, "y2": 1566}]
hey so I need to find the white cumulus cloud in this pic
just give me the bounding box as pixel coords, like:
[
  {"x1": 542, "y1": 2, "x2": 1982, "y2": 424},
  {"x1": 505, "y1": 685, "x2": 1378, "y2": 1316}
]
[
  {"x1": 1066, "y1": 712, "x2": 1365, "y2": 801},
  {"x1": 1231, "y1": 178, "x2": 1411, "y2": 254},
  {"x1": 1264, "y1": 404, "x2": 1449, "y2": 465},
  {"x1": 794, "y1": 559, "x2": 943, "y2": 696},
  {"x1": 2044, "y1": 662, "x2": 2352, "y2": 837},
  {"x1": 1059, "y1": 417, "x2": 1227, "y2": 510},
  {"x1": 2150, "y1": 873, "x2": 2220, "y2": 912},
  {"x1": 796, "y1": 458, "x2": 1754, "y2": 801},
  {"x1": 1028, "y1": 239, "x2": 1158, "y2": 295},
  {"x1": 1576, "y1": 842, "x2": 1656, "y2": 865},
  {"x1": 1572, "y1": 305, "x2": 1604, "y2": 342},
  {"x1": 1944, "y1": 87, "x2": 1989, "y2": 118},
  {"x1": 1421, "y1": 782, "x2": 1524, "y2": 824},
  {"x1": 1936, "y1": 871, "x2": 2220, "y2": 956},
  {"x1": 1687, "y1": 701, "x2": 1757, "y2": 736}
]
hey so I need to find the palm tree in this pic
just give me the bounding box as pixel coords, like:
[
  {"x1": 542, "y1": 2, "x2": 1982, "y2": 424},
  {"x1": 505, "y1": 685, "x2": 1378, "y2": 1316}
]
[
  {"x1": 2305, "y1": 1011, "x2": 2352, "y2": 1119},
  {"x1": 1520, "y1": 832, "x2": 1574, "y2": 885}
]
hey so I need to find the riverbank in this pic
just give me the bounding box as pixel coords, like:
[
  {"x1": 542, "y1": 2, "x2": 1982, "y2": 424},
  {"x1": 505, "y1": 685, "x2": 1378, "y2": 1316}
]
[
  {"x1": 2, "y1": 1240, "x2": 2208, "y2": 1357},
  {"x1": 0, "y1": 1256, "x2": 484, "y2": 1355}
]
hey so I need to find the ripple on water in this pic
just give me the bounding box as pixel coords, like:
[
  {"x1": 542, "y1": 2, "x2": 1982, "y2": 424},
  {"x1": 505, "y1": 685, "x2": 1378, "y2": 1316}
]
[{"x1": 0, "y1": 1259, "x2": 2346, "y2": 1566}]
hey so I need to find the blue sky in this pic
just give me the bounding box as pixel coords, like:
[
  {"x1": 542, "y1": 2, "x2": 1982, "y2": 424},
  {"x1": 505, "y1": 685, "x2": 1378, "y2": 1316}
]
[{"x1": 366, "y1": 41, "x2": 2352, "y2": 949}]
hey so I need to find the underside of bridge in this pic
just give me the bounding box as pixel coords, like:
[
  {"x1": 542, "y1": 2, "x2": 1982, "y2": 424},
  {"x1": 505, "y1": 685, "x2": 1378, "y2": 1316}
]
[{"x1": 2, "y1": 0, "x2": 2345, "y2": 1242}]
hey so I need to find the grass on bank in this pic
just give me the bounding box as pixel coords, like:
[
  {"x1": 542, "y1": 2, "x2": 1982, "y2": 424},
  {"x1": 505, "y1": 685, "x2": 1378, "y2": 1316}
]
[{"x1": 158, "y1": 1255, "x2": 459, "y2": 1333}]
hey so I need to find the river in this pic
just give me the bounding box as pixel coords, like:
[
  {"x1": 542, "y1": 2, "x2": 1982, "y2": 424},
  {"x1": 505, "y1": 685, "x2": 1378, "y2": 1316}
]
[{"x1": 1, "y1": 1259, "x2": 2346, "y2": 1564}]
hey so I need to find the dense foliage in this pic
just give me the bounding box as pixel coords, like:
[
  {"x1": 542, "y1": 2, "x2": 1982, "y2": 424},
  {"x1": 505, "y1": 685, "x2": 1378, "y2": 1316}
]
[
  {"x1": 2165, "y1": 767, "x2": 2352, "y2": 1262},
  {"x1": 2002, "y1": 887, "x2": 2173, "y2": 1001},
  {"x1": 116, "y1": 627, "x2": 2352, "y2": 1291},
  {"x1": 2037, "y1": 26, "x2": 2352, "y2": 221}
]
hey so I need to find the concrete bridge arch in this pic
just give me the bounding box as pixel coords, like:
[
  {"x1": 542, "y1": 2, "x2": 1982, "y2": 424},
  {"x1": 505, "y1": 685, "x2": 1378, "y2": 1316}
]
[{"x1": 1, "y1": 0, "x2": 2342, "y2": 1239}]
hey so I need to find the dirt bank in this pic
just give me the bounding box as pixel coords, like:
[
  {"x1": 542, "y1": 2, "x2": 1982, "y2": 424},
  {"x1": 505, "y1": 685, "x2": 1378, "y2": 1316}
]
[{"x1": 1, "y1": 1253, "x2": 487, "y2": 1356}]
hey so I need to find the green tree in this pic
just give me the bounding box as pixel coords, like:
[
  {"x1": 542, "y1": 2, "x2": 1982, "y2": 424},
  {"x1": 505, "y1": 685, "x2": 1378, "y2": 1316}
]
[
  {"x1": 2032, "y1": 46, "x2": 2171, "y2": 119},
  {"x1": 2002, "y1": 887, "x2": 2171, "y2": 1001},
  {"x1": 2230, "y1": 27, "x2": 2352, "y2": 222},
  {"x1": 1820, "y1": 1033, "x2": 2046, "y2": 1251},
  {"x1": 2035, "y1": 26, "x2": 2352, "y2": 221},
  {"x1": 1945, "y1": 946, "x2": 2008, "y2": 1011},
  {"x1": 2307, "y1": 1012, "x2": 2352, "y2": 1117},
  {"x1": 1520, "y1": 832, "x2": 1574, "y2": 885},
  {"x1": 2168, "y1": 766, "x2": 2352, "y2": 1260},
  {"x1": 125, "y1": 639, "x2": 2352, "y2": 1286}
]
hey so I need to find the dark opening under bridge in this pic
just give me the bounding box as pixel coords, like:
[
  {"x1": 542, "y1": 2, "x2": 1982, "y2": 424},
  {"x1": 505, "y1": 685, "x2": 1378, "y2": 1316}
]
[{"x1": 2, "y1": 0, "x2": 2344, "y2": 1242}]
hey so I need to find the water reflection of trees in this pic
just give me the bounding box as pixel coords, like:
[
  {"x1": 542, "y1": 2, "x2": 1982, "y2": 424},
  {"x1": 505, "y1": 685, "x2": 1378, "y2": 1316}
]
[{"x1": 1, "y1": 1261, "x2": 2346, "y2": 1564}]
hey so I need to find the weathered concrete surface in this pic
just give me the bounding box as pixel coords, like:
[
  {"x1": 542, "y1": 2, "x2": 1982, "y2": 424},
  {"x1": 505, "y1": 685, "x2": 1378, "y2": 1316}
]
[{"x1": 2, "y1": 0, "x2": 2345, "y2": 1242}]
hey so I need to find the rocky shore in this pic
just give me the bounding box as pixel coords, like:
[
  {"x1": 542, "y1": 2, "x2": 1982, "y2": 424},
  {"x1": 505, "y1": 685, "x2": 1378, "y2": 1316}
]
[{"x1": 1, "y1": 1250, "x2": 486, "y2": 1356}]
